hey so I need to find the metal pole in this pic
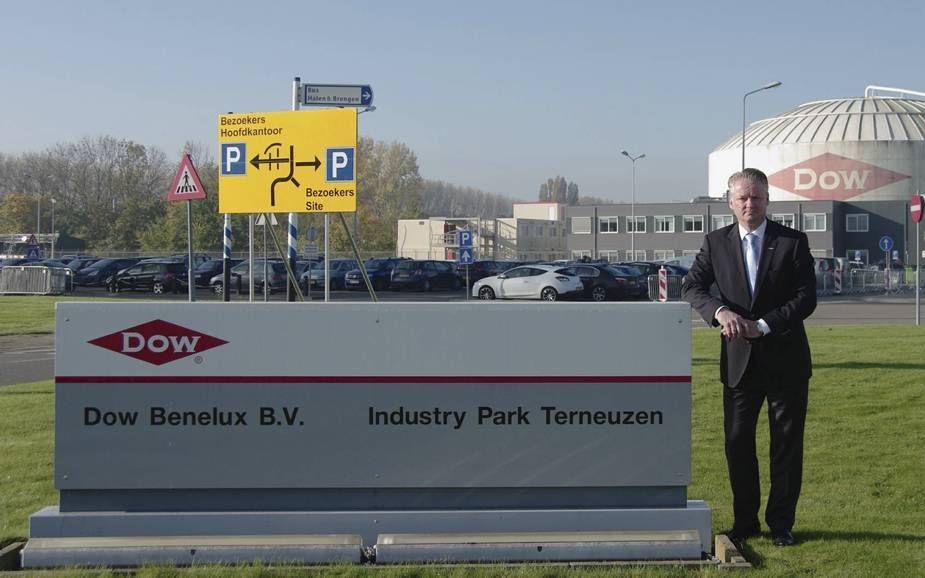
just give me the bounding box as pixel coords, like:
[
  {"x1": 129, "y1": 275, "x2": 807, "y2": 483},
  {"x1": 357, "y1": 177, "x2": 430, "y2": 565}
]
[
  {"x1": 288, "y1": 76, "x2": 300, "y2": 302},
  {"x1": 324, "y1": 213, "x2": 330, "y2": 301},
  {"x1": 223, "y1": 214, "x2": 232, "y2": 303},
  {"x1": 742, "y1": 93, "x2": 747, "y2": 171},
  {"x1": 263, "y1": 217, "x2": 268, "y2": 302},
  {"x1": 36, "y1": 193, "x2": 41, "y2": 251},
  {"x1": 631, "y1": 160, "x2": 636, "y2": 258},
  {"x1": 917, "y1": 220, "x2": 920, "y2": 326},
  {"x1": 187, "y1": 200, "x2": 195, "y2": 302},
  {"x1": 248, "y1": 214, "x2": 254, "y2": 301},
  {"x1": 50, "y1": 199, "x2": 55, "y2": 259}
]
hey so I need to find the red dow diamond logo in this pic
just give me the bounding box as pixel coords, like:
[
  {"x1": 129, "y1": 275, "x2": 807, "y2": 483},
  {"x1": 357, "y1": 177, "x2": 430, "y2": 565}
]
[
  {"x1": 768, "y1": 153, "x2": 910, "y2": 201},
  {"x1": 88, "y1": 319, "x2": 228, "y2": 365}
]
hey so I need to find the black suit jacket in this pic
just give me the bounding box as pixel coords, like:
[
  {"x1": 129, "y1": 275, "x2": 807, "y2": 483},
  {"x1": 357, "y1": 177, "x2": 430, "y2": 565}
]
[{"x1": 682, "y1": 219, "x2": 817, "y2": 387}]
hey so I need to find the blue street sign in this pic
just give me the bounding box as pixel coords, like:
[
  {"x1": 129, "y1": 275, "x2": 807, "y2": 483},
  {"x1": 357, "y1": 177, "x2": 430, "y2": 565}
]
[
  {"x1": 25, "y1": 245, "x2": 40, "y2": 259},
  {"x1": 879, "y1": 235, "x2": 894, "y2": 252},
  {"x1": 302, "y1": 84, "x2": 373, "y2": 107},
  {"x1": 458, "y1": 229, "x2": 472, "y2": 248},
  {"x1": 458, "y1": 247, "x2": 474, "y2": 265}
]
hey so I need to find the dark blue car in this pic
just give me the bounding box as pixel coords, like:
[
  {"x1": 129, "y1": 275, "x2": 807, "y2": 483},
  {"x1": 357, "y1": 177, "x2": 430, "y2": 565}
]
[{"x1": 343, "y1": 257, "x2": 410, "y2": 291}]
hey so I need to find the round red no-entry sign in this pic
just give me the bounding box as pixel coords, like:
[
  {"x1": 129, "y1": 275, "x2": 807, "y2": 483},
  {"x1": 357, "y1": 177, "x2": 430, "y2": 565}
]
[{"x1": 912, "y1": 194, "x2": 924, "y2": 223}]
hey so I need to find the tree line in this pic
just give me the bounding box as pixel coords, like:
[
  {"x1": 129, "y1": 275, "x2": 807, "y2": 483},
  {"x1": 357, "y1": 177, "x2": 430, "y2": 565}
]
[{"x1": 0, "y1": 136, "x2": 519, "y2": 256}]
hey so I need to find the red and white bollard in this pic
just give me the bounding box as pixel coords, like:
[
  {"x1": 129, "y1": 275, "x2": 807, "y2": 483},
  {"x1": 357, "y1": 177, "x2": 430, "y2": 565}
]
[
  {"x1": 834, "y1": 268, "x2": 842, "y2": 294},
  {"x1": 658, "y1": 266, "x2": 668, "y2": 302}
]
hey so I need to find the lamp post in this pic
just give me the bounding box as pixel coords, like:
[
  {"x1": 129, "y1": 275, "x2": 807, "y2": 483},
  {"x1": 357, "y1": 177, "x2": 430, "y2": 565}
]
[
  {"x1": 621, "y1": 150, "x2": 645, "y2": 259},
  {"x1": 50, "y1": 198, "x2": 56, "y2": 259},
  {"x1": 742, "y1": 81, "x2": 782, "y2": 169}
]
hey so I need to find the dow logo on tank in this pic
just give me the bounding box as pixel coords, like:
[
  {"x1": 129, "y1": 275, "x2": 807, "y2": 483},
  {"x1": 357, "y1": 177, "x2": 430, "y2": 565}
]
[
  {"x1": 88, "y1": 320, "x2": 228, "y2": 365},
  {"x1": 768, "y1": 153, "x2": 910, "y2": 201}
]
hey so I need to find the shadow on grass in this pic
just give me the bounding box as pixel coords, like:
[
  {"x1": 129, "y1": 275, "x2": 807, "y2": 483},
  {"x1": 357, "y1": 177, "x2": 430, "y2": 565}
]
[
  {"x1": 736, "y1": 529, "x2": 924, "y2": 569},
  {"x1": 813, "y1": 362, "x2": 925, "y2": 371},
  {"x1": 0, "y1": 390, "x2": 53, "y2": 396}
]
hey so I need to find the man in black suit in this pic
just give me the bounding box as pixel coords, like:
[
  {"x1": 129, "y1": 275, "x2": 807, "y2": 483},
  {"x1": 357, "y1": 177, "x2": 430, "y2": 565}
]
[{"x1": 682, "y1": 168, "x2": 816, "y2": 547}]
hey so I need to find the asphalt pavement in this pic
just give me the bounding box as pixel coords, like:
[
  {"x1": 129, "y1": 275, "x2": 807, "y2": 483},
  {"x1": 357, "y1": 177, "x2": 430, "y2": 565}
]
[{"x1": 0, "y1": 290, "x2": 920, "y2": 387}]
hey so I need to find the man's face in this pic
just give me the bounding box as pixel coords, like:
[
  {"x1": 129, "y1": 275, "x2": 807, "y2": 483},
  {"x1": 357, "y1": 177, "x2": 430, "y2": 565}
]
[{"x1": 728, "y1": 179, "x2": 769, "y2": 231}]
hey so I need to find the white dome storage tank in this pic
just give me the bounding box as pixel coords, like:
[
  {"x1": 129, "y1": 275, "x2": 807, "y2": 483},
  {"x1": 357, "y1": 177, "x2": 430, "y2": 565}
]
[{"x1": 709, "y1": 87, "x2": 925, "y2": 201}]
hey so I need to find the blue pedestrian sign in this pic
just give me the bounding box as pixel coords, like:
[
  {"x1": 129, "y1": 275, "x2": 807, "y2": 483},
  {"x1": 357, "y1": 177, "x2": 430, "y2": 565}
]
[
  {"x1": 879, "y1": 235, "x2": 894, "y2": 252},
  {"x1": 458, "y1": 247, "x2": 474, "y2": 265},
  {"x1": 25, "y1": 245, "x2": 40, "y2": 259},
  {"x1": 458, "y1": 229, "x2": 472, "y2": 248}
]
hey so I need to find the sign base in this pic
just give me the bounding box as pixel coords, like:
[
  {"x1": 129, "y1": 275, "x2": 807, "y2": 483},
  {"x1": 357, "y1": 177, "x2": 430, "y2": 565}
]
[{"x1": 25, "y1": 502, "x2": 711, "y2": 567}]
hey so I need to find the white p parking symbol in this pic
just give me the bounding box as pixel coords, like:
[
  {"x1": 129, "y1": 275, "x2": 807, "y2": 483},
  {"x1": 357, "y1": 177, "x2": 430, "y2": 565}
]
[
  {"x1": 221, "y1": 144, "x2": 246, "y2": 175},
  {"x1": 332, "y1": 152, "x2": 349, "y2": 178}
]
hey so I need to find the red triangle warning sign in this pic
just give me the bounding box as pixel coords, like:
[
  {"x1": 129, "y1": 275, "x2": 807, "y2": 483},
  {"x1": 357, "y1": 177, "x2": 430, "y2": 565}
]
[{"x1": 167, "y1": 153, "x2": 207, "y2": 202}]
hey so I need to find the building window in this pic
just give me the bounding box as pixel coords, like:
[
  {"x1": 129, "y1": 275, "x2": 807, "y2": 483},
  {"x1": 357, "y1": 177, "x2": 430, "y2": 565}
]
[
  {"x1": 572, "y1": 250, "x2": 592, "y2": 259},
  {"x1": 654, "y1": 249, "x2": 676, "y2": 261},
  {"x1": 571, "y1": 216, "x2": 592, "y2": 234},
  {"x1": 599, "y1": 216, "x2": 619, "y2": 233},
  {"x1": 522, "y1": 225, "x2": 531, "y2": 236},
  {"x1": 772, "y1": 213, "x2": 795, "y2": 228},
  {"x1": 550, "y1": 227, "x2": 557, "y2": 237},
  {"x1": 654, "y1": 216, "x2": 675, "y2": 233},
  {"x1": 627, "y1": 216, "x2": 646, "y2": 233},
  {"x1": 599, "y1": 250, "x2": 620, "y2": 262},
  {"x1": 536, "y1": 226, "x2": 543, "y2": 237},
  {"x1": 803, "y1": 213, "x2": 827, "y2": 232},
  {"x1": 846, "y1": 213, "x2": 869, "y2": 232},
  {"x1": 683, "y1": 215, "x2": 704, "y2": 233},
  {"x1": 712, "y1": 214, "x2": 734, "y2": 230},
  {"x1": 682, "y1": 250, "x2": 699, "y2": 257},
  {"x1": 627, "y1": 250, "x2": 647, "y2": 261},
  {"x1": 810, "y1": 249, "x2": 830, "y2": 258}
]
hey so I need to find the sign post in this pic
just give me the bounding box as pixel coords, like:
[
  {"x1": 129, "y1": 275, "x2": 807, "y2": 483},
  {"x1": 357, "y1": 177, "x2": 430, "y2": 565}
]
[
  {"x1": 167, "y1": 153, "x2": 207, "y2": 302},
  {"x1": 457, "y1": 229, "x2": 473, "y2": 300},
  {"x1": 911, "y1": 194, "x2": 923, "y2": 325},
  {"x1": 879, "y1": 235, "x2": 894, "y2": 292}
]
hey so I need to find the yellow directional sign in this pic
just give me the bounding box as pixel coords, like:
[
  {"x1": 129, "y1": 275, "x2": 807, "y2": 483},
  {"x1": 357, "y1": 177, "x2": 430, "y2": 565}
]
[{"x1": 218, "y1": 109, "x2": 357, "y2": 214}]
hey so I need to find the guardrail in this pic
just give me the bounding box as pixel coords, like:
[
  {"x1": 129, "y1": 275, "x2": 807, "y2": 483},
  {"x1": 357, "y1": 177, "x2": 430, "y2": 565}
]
[{"x1": 0, "y1": 266, "x2": 71, "y2": 295}]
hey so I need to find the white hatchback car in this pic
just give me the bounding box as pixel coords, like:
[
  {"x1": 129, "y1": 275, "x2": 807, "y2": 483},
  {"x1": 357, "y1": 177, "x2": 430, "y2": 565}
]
[{"x1": 472, "y1": 265, "x2": 584, "y2": 301}]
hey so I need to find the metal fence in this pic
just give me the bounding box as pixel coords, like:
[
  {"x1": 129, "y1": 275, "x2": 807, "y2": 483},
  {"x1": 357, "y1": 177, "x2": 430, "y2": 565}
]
[
  {"x1": 0, "y1": 266, "x2": 71, "y2": 295},
  {"x1": 648, "y1": 269, "x2": 924, "y2": 301}
]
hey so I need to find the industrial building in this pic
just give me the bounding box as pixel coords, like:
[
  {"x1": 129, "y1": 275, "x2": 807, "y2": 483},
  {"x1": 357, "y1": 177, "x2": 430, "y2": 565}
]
[{"x1": 569, "y1": 87, "x2": 925, "y2": 266}]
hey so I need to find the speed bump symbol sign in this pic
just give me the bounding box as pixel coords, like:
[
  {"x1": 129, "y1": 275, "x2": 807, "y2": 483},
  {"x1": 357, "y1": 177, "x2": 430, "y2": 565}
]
[{"x1": 218, "y1": 108, "x2": 357, "y2": 214}]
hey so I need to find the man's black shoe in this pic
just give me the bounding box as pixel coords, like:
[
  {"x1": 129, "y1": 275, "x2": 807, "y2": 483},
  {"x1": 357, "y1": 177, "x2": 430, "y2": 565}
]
[
  {"x1": 724, "y1": 526, "x2": 761, "y2": 547},
  {"x1": 771, "y1": 530, "x2": 796, "y2": 546}
]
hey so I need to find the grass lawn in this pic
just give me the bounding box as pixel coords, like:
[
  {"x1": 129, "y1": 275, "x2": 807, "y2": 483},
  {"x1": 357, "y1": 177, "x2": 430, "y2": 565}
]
[
  {"x1": 1, "y1": 325, "x2": 923, "y2": 576},
  {"x1": 0, "y1": 295, "x2": 117, "y2": 336}
]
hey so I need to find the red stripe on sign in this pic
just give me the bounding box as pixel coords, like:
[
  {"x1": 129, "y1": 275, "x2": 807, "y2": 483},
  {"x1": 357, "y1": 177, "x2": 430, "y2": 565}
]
[{"x1": 55, "y1": 375, "x2": 691, "y2": 384}]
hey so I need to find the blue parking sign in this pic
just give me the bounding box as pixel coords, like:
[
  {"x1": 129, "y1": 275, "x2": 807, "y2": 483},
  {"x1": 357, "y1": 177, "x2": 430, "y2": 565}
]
[
  {"x1": 221, "y1": 144, "x2": 246, "y2": 175},
  {"x1": 326, "y1": 148, "x2": 355, "y2": 182},
  {"x1": 458, "y1": 229, "x2": 472, "y2": 248}
]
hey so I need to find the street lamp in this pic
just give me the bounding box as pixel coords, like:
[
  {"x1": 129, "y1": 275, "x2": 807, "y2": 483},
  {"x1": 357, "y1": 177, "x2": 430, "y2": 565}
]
[
  {"x1": 50, "y1": 198, "x2": 56, "y2": 259},
  {"x1": 621, "y1": 150, "x2": 645, "y2": 259},
  {"x1": 742, "y1": 81, "x2": 781, "y2": 170}
]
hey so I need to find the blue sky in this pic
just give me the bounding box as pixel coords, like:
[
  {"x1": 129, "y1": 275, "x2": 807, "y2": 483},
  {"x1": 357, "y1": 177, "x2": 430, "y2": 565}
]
[{"x1": 1, "y1": 0, "x2": 922, "y2": 202}]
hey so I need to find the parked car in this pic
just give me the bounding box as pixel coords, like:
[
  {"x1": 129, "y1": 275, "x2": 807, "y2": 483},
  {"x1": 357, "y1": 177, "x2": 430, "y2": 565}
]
[
  {"x1": 462, "y1": 260, "x2": 522, "y2": 287},
  {"x1": 106, "y1": 261, "x2": 188, "y2": 294},
  {"x1": 472, "y1": 264, "x2": 584, "y2": 301},
  {"x1": 192, "y1": 259, "x2": 242, "y2": 288},
  {"x1": 343, "y1": 257, "x2": 410, "y2": 291},
  {"x1": 209, "y1": 260, "x2": 288, "y2": 295},
  {"x1": 557, "y1": 263, "x2": 648, "y2": 301},
  {"x1": 300, "y1": 259, "x2": 358, "y2": 291},
  {"x1": 74, "y1": 258, "x2": 140, "y2": 286},
  {"x1": 623, "y1": 261, "x2": 689, "y2": 277},
  {"x1": 64, "y1": 257, "x2": 99, "y2": 273},
  {"x1": 390, "y1": 260, "x2": 462, "y2": 291}
]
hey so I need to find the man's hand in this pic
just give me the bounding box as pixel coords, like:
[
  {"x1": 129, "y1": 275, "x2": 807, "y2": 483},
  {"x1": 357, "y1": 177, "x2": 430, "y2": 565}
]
[{"x1": 716, "y1": 309, "x2": 762, "y2": 340}]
